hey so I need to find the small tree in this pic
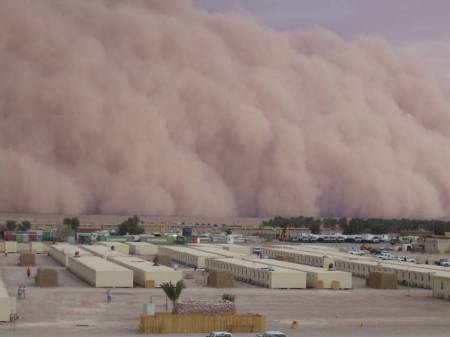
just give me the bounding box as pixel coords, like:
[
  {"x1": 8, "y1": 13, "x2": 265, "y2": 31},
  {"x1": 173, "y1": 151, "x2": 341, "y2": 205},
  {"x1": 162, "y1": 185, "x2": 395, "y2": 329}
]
[
  {"x1": 63, "y1": 217, "x2": 80, "y2": 232},
  {"x1": 225, "y1": 228, "x2": 232, "y2": 235},
  {"x1": 6, "y1": 220, "x2": 17, "y2": 231},
  {"x1": 117, "y1": 215, "x2": 144, "y2": 235},
  {"x1": 160, "y1": 280, "x2": 185, "y2": 314},
  {"x1": 222, "y1": 293, "x2": 236, "y2": 302}
]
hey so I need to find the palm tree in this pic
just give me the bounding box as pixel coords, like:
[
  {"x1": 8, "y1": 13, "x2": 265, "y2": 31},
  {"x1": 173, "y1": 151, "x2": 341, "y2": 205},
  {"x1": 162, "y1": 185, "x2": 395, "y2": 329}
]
[{"x1": 160, "y1": 280, "x2": 184, "y2": 313}]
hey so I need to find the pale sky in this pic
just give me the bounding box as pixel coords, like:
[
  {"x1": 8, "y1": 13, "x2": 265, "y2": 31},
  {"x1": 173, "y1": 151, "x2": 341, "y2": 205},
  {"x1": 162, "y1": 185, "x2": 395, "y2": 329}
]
[{"x1": 194, "y1": 0, "x2": 450, "y2": 74}]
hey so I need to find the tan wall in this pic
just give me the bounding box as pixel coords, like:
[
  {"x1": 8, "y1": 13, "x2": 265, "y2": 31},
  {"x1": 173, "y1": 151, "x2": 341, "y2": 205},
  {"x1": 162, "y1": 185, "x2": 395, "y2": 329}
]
[
  {"x1": 432, "y1": 276, "x2": 450, "y2": 300},
  {"x1": 425, "y1": 238, "x2": 450, "y2": 254},
  {"x1": 139, "y1": 313, "x2": 266, "y2": 334}
]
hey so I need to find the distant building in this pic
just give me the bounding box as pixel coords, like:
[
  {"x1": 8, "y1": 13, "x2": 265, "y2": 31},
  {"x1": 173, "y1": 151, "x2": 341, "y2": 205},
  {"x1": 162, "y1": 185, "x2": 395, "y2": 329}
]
[{"x1": 425, "y1": 237, "x2": 450, "y2": 254}]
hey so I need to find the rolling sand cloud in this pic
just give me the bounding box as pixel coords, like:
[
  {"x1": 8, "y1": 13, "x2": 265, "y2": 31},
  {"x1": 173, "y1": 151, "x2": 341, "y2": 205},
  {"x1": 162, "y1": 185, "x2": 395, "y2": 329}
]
[{"x1": 1, "y1": 0, "x2": 450, "y2": 218}]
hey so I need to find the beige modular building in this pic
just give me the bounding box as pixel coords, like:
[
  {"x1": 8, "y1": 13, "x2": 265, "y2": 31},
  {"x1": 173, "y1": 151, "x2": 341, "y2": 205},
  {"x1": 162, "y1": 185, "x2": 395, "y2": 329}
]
[
  {"x1": 245, "y1": 257, "x2": 352, "y2": 289},
  {"x1": 67, "y1": 255, "x2": 133, "y2": 288},
  {"x1": 206, "y1": 258, "x2": 307, "y2": 289},
  {"x1": 29, "y1": 242, "x2": 45, "y2": 254},
  {"x1": 108, "y1": 255, "x2": 182, "y2": 287},
  {"x1": 262, "y1": 247, "x2": 336, "y2": 268},
  {"x1": 0, "y1": 278, "x2": 16, "y2": 322},
  {"x1": 96, "y1": 241, "x2": 130, "y2": 254},
  {"x1": 127, "y1": 242, "x2": 159, "y2": 255},
  {"x1": 432, "y1": 272, "x2": 450, "y2": 300},
  {"x1": 221, "y1": 244, "x2": 253, "y2": 255},
  {"x1": 158, "y1": 246, "x2": 221, "y2": 269},
  {"x1": 81, "y1": 244, "x2": 127, "y2": 259},
  {"x1": 335, "y1": 258, "x2": 434, "y2": 289},
  {"x1": 425, "y1": 237, "x2": 450, "y2": 254},
  {"x1": 49, "y1": 244, "x2": 93, "y2": 266},
  {"x1": 0, "y1": 241, "x2": 18, "y2": 253},
  {"x1": 189, "y1": 245, "x2": 248, "y2": 259},
  {"x1": 270, "y1": 245, "x2": 439, "y2": 290}
]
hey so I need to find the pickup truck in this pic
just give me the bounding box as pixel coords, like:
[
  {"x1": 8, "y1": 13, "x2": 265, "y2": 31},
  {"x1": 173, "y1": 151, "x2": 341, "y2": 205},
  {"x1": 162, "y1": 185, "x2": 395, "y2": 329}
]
[{"x1": 256, "y1": 331, "x2": 287, "y2": 337}]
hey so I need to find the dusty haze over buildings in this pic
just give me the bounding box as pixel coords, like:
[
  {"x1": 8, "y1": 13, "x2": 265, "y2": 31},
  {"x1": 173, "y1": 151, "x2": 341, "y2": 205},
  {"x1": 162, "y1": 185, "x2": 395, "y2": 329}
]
[{"x1": 1, "y1": 0, "x2": 450, "y2": 218}]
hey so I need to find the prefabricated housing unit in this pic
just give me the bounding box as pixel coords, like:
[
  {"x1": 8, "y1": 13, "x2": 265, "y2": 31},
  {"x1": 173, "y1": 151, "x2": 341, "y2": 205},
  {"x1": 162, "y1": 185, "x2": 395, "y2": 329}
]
[
  {"x1": 158, "y1": 246, "x2": 221, "y2": 269},
  {"x1": 206, "y1": 258, "x2": 307, "y2": 289},
  {"x1": 245, "y1": 257, "x2": 352, "y2": 289},
  {"x1": 335, "y1": 258, "x2": 434, "y2": 289},
  {"x1": 127, "y1": 242, "x2": 159, "y2": 255},
  {"x1": 0, "y1": 279, "x2": 16, "y2": 322},
  {"x1": 29, "y1": 242, "x2": 45, "y2": 254},
  {"x1": 96, "y1": 241, "x2": 130, "y2": 254},
  {"x1": 262, "y1": 247, "x2": 336, "y2": 268},
  {"x1": 108, "y1": 255, "x2": 182, "y2": 287},
  {"x1": 432, "y1": 272, "x2": 450, "y2": 300},
  {"x1": 189, "y1": 245, "x2": 248, "y2": 259},
  {"x1": 221, "y1": 244, "x2": 253, "y2": 255},
  {"x1": 0, "y1": 241, "x2": 18, "y2": 253},
  {"x1": 81, "y1": 244, "x2": 127, "y2": 259},
  {"x1": 49, "y1": 244, "x2": 93, "y2": 266},
  {"x1": 67, "y1": 255, "x2": 133, "y2": 288}
]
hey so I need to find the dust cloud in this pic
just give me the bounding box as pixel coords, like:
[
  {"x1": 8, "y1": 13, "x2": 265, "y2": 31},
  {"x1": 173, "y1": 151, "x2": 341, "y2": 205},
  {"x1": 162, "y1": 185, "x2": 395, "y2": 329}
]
[{"x1": 1, "y1": 0, "x2": 450, "y2": 218}]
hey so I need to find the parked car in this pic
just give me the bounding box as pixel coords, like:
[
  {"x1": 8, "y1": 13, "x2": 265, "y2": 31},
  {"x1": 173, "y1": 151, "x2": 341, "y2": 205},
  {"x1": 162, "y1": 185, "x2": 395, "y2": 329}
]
[
  {"x1": 206, "y1": 332, "x2": 233, "y2": 337},
  {"x1": 435, "y1": 259, "x2": 450, "y2": 266},
  {"x1": 256, "y1": 331, "x2": 287, "y2": 337}
]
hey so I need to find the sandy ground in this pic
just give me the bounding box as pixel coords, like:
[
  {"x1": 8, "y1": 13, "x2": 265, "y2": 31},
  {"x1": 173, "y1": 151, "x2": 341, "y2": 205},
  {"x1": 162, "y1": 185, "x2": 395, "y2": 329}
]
[{"x1": 0, "y1": 254, "x2": 450, "y2": 337}]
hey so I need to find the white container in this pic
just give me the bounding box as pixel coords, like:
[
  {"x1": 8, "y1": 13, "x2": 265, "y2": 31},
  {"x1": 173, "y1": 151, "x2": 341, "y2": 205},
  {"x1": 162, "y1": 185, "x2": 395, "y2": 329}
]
[{"x1": 143, "y1": 303, "x2": 156, "y2": 316}]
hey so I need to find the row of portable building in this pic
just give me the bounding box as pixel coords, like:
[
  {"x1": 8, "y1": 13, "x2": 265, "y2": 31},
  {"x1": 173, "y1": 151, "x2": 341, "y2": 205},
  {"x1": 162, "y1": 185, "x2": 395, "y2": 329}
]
[
  {"x1": 159, "y1": 244, "x2": 352, "y2": 289},
  {"x1": 48, "y1": 243, "x2": 181, "y2": 288},
  {"x1": 263, "y1": 244, "x2": 450, "y2": 300},
  {"x1": 0, "y1": 241, "x2": 46, "y2": 254}
]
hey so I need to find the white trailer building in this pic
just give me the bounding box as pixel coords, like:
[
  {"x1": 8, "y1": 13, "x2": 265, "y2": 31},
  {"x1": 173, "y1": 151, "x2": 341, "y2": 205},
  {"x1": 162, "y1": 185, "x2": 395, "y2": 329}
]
[
  {"x1": 245, "y1": 257, "x2": 352, "y2": 289},
  {"x1": 29, "y1": 242, "x2": 45, "y2": 254},
  {"x1": 189, "y1": 245, "x2": 248, "y2": 258},
  {"x1": 108, "y1": 255, "x2": 182, "y2": 287},
  {"x1": 127, "y1": 242, "x2": 159, "y2": 255},
  {"x1": 0, "y1": 279, "x2": 16, "y2": 322},
  {"x1": 262, "y1": 247, "x2": 336, "y2": 268},
  {"x1": 206, "y1": 258, "x2": 307, "y2": 289},
  {"x1": 49, "y1": 244, "x2": 92, "y2": 266},
  {"x1": 82, "y1": 245, "x2": 127, "y2": 259},
  {"x1": 67, "y1": 255, "x2": 133, "y2": 288},
  {"x1": 96, "y1": 241, "x2": 130, "y2": 254},
  {"x1": 0, "y1": 241, "x2": 18, "y2": 253},
  {"x1": 158, "y1": 246, "x2": 221, "y2": 269}
]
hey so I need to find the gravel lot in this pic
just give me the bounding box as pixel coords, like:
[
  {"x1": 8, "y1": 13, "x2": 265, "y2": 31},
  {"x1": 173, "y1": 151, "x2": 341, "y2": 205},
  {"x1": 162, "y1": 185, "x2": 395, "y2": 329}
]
[{"x1": 0, "y1": 253, "x2": 450, "y2": 337}]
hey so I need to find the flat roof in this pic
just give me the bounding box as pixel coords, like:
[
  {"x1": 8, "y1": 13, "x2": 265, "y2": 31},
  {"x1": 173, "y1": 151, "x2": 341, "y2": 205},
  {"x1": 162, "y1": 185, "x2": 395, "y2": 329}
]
[
  {"x1": 82, "y1": 245, "x2": 127, "y2": 256},
  {"x1": 108, "y1": 255, "x2": 175, "y2": 272},
  {"x1": 70, "y1": 255, "x2": 131, "y2": 272},
  {"x1": 162, "y1": 246, "x2": 221, "y2": 258},
  {"x1": 126, "y1": 242, "x2": 157, "y2": 247},
  {"x1": 245, "y1": 258, "x2": 346, "y2": 274},
  {"x1": 97, "y1": 241, "x2": 129, "y2": 247},
  {"x1": 189, "y1": 246, "x2": 247, "y2": 258},
  {"x1": 51, "y1": 244, "x2": 92, "y2": 256}
]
